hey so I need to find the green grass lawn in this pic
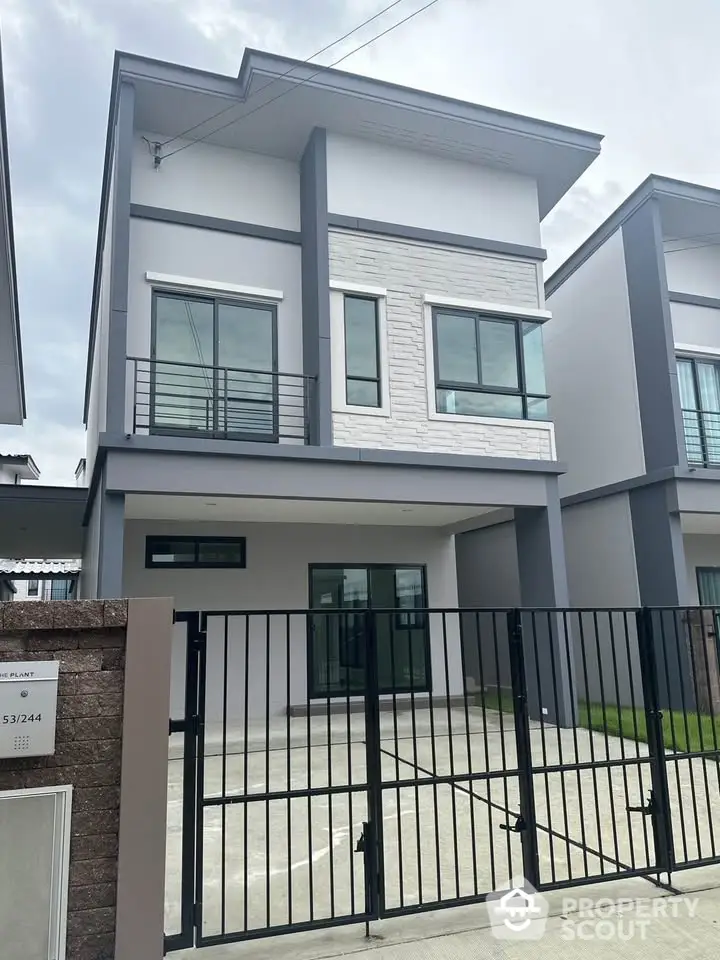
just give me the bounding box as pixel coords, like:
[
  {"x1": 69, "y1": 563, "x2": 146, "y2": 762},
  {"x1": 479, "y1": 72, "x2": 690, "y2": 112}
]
[{"x1": 475, "y1": 689, "x2": 720, "y2": 753}]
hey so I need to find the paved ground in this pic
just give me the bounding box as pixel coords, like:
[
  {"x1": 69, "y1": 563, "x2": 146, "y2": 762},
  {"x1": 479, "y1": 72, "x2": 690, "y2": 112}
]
[{"x1": 165, "y1": 704, "x2": 720, "y2": 948}]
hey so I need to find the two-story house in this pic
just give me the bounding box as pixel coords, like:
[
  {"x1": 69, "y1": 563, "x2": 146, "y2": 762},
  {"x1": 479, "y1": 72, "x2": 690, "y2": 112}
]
[
  {"x1": 81, "y1": 48, "x2": 602, "y2": 713},
  {"x1": 546, "y1": 175, "x2": 720, "y2": 610}
]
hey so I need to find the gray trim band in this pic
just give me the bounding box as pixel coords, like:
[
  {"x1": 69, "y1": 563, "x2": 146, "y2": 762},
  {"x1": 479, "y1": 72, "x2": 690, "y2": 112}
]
[
  {"x1": 328, "y1": 214, "x2": 547, "y2": 260},
  {"x1": 98, "y1": 431, "x2": 566, "y2": 474},
  {"x1": 668, "y1": 290, "x2": 720, "y2": 310},
  {"x1": 561, "y1": 467, "x2": 678, "y2": 507},
  {"x1": 130, "y1": 204, "x2": 302, "y2": 244}
]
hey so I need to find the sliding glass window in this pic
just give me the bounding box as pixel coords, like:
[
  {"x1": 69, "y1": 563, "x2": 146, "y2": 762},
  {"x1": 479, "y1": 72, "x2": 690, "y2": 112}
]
[{"x1": 677, "y1": 357, "x2": 720, "y2": 465}]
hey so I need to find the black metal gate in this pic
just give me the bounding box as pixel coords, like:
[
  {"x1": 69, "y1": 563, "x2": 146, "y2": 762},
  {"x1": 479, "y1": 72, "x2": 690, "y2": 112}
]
[{"x1": 165, "y1": 606, "x2": 720, "y2": 951}]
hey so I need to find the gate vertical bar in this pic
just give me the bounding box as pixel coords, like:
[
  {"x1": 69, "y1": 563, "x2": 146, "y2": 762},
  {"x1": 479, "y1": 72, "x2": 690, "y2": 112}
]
[
  {"x1": 194, "y1": 614, "x2": 208, "y2": 943},
  {"x1": 362, "y1": 610, "x2": 383, "y2": 926},
  {"x1": 507, "y1": 610, "x2": 540, "y2": 889},
  {"x1": 636, "y1": 607, "x2": 674, "y2": 878},
  {"x1": 165, "y1": 611, "x2": 202, "y2": 954}
]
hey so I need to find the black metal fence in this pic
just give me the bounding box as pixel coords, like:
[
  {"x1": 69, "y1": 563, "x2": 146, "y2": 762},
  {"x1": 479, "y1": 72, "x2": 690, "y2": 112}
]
[{"x1": 165, "y1": 606, "x2": 720, "y2": 951}]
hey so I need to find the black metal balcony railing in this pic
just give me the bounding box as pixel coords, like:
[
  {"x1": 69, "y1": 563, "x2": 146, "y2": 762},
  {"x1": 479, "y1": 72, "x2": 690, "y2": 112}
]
[
  {"x1": 129, "y1": 357, "x2": 314, "y2": 443},
  {"x1": 682, "y1": 408, "x2": 720, "y2": 467}
]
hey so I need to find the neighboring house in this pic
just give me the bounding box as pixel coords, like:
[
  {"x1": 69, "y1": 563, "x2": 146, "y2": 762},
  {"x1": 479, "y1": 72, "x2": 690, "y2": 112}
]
[
  {"x1": 81, "y1": 48, "x2": 601, "y2": 710},
  {"x1": 0, "y1": 33, "x2": 23, "y2": 426},
  {"x1": 0, "y1": 453, "x2": 39, "y2": 484},
  {"x1": 545, "y1": 175, "x2": 720, "y2": 608},
  {"x1": 2, "y1": 560, "x2": 79, "y2": 600}
]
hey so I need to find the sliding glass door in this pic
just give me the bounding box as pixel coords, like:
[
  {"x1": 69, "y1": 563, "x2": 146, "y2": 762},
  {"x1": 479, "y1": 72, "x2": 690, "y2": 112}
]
[
  {"x1": 151, "y1": 291, "x2": 277, "y2": 439},
  {"x1": 677, "y1": 357, "x2": 720, "y2": 465},
  {"x1": 308, "y1": 565, "x2": 430, "y2": 697}
]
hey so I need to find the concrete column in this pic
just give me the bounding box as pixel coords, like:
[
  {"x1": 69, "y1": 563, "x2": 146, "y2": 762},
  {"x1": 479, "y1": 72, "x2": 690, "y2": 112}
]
[
  {"x1": 515, "y1": 478, "x2": 576, "y2": 726},
  {"x1": 630, "y1": 481, "x2": 693, "y2": 709},
  {"x1": 300, "y1": 127, "x2": 332, "y2": 446},
  {"x1": 106, "y1": 80, "x2": 135, "y2": 435},
  {"x1": 97, "y1": 481, "x2": 125, "y2": 599}
]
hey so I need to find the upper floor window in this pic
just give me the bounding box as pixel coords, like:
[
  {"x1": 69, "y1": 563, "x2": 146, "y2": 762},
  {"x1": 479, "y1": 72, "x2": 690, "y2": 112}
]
[
  {"x1": 145, "y1": 536, "x2": 247, "y2": 569},
  {"x1": 432, "y1": 308, "x2": 548, "y2": 421},
  {"x1": 678, "y1": 356, "x2": 720, "y2": 465},
  {"x1": 344, "y1": 295, "x2": 381, "y2": 408}
]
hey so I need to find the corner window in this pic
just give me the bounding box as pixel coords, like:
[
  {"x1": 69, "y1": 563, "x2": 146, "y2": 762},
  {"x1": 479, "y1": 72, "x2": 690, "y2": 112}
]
[
  {"x1": 145, "y1": 536, "x2": 246, "y2": 569},
  {"x1": 343, "y1": 295, "x2": 381, "y2": 407},
  {"x1": 432, "y1": 308, "x2": 549, "y2": 421}
]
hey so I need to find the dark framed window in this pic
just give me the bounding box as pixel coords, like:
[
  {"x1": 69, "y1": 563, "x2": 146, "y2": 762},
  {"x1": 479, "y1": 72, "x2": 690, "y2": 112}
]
[
  {"x1": 343, "y1": 295, "x2": 381, "y2": 407},
  {"x1": 432, "y1": 307, "x2": 549, "y2": 421},
  {"x1": 677, "y1": 356, "x2": 720, "y2": 466},
  {"x1": 150, "y1": 290, "x2": 278, "y2": 440},
  {"x1": 697, "y1": 567, "x2": 720, "y2": 606},
  {"x1": 145, "y1": 536, "x2": 246, "y2": 569},
  {"x1": 46, "y1": 579, "x2": 74, "y2": 601},
  {"x1": 27, "y1": 579, "x2": 39, "y2": 597},
  {"x1": 308, "y1": 564, "x2": 431, "y2": 697}
]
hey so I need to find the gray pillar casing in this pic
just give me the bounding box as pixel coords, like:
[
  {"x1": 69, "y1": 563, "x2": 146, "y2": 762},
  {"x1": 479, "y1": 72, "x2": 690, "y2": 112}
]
[
  {"x1": 515, "y1": 478, "x2": 575, "y2": 726},
  {"x1": 300, "y1": 127, "x2": 332, "y2": 446},
  {"x1": 97, "y1": 475, "x2": 125, "y2": 599}
]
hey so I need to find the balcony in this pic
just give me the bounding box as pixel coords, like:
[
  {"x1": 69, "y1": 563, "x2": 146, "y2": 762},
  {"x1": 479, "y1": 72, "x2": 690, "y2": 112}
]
[
  {"x1": 682, "y1": 408, "x2": 720, "y2": 467},
  {"x1": 129, "y1": 357, "x2": 314, "y2": 443}
]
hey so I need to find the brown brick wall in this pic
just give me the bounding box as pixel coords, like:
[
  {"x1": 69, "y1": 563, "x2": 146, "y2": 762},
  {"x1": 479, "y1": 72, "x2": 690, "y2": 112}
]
[{"x1": 0, "y1": 600, "x2": 128, "y2": 960}]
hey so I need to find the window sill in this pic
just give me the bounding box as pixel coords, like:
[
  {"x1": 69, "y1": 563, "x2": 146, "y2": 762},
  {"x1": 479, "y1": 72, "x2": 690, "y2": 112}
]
[
  {"x1": 333, "y1": 404, "x2": 392, "y2": 418},
  {"x1": 428, "y1": 410, "x2": 554, "y2": 430}
]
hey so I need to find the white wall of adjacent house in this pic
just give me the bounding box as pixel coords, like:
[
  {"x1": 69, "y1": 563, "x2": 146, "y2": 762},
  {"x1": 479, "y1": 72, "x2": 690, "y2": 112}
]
[
  {"x1": 545, "y1": 229, "x2": 645, "y2": 497},
  {"x1": 131, "y1": 133, "x2": 301, "y2": 230},
  {"x1": 122, "y1": 520, "x2": 462, "y2": 719},
  {"x1": 328, "y1": 229, "x2": 554, "y2": 459},
  {"x1": 326, "y1": 133, "x2": 542, "y2": 246}
]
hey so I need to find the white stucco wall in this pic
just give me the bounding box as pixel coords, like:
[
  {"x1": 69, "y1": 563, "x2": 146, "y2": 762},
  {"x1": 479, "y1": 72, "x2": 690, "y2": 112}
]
[
  {"x1": 664, "y1": 242, "x2": 720, "y2": 299},
  {"x1": 328, "y1": 229, "x2": 553, "y2": 459},
  {"x1": 545, "y1": 229, "x2": 645, "y2": 497},
  {"x1": 671, "y1": 302, "x2": 720, "y2": 352},
  {"x1": 123, "y1": 520, "x2": 462, "y2": 719},
  {"x1": 326, "y1": 133, "x2": 541, "y2": 246},
  {"x1": 131, "y1": 132, "x2": 301, "y2": 230}
]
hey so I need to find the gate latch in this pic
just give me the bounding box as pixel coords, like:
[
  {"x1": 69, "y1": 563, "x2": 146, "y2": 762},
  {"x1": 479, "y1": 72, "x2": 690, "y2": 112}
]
[
  {"x1": 628, "y1": 790, "x2": 656, "y2": 816},
  {"x1": 500, "y1": 816, "x2": 527, "y2": 833},
  {"x1": 355, "y1": 823, "x2": 367, "y2": 853}
]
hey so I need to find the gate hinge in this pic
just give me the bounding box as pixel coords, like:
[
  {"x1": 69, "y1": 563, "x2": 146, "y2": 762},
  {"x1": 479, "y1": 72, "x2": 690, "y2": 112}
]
[
  {"x1": 355, "y1": 822, "x2": 368, "y2": 853},
  {"x1": 500, "y1": 815, "x2": 527, "y2": 833},
  {"x1": 193, "y1": 901, "x2": 202, "y2": 929},
  {"x1": 628, "y1": 789, "x2": 656, "y2": 816}
]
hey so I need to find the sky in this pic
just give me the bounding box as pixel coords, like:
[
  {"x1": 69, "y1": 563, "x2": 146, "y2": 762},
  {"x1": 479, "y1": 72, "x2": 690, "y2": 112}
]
[{"x1": 2, "y1": 0, "x2": 720, "y2": 484}]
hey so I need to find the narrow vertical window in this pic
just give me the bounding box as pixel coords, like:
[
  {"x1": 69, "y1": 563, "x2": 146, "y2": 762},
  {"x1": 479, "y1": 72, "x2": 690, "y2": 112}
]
[{"x1": 344, "y1": 295, "x2": 380, "y2": 407}]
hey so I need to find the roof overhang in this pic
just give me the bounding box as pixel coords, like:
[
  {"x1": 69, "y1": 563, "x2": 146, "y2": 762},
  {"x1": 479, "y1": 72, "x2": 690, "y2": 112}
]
[
  {"x1": 0, "y1": 35, "x2": 23, "y2": 424},
  {"x1": 0, "y1": 453, "x2": 40, "y2": 481},
  {"x1": 123, "y1": 48, "x2": 602, "y2": 219},
  {"x1": 0, "y1": 485, "x2": 86, "y2": 558},
  {"x1": 547, "y1": 175, "x2": 720, "y2": 297}
]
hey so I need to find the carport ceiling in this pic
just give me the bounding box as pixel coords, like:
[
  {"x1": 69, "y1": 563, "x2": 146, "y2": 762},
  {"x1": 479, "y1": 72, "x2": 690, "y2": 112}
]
[{"x1": 125, "y1": 495, "x2": 497, "y2": 527}]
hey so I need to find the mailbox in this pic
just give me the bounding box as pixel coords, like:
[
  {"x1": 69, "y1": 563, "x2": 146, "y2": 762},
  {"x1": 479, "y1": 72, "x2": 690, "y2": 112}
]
[{"x1": 0, "y1": 661, "x2": 60, "y2": 759}]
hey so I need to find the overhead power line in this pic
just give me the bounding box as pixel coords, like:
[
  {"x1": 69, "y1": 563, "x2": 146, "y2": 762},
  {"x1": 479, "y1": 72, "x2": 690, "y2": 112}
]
[
  {"x1": 158, "y1": 0, "x2": 443, "y2": 164},
  {"x1": 160, "y1": 0, "x2": 413, "y2": 149}
]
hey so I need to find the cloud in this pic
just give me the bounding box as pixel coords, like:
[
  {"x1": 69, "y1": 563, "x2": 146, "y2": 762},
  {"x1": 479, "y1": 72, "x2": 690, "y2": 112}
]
[{"x1": 1, "y1": 0, "x2": 720, "y2": 484}]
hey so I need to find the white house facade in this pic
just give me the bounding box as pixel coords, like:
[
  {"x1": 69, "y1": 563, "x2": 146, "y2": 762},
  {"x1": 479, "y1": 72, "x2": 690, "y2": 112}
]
[{"x1": 80, "y1": 49, "x2": 602, "y2": 716}]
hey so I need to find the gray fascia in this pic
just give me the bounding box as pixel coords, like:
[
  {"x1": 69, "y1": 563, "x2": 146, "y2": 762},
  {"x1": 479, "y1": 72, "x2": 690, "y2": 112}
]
[
  {"x1": 0, "y1": 37, "x2": 24, "y2": 417},
  {"x1": 130, "y1": 204, "x2": 301, "y2": 244},
  {"x1": 238, "y1": 48, "x2": 603, "y2": 150},
  {"x1": 98, "y1": 430, "x2": 566, "y2": 474},
  {"x1": 327, "y1": 215, "x2": 547, "y2": 260},
  {"x1": 300, "y1": 127, "x2": 332, "y2": 446},
  {"x1": 623, "y1": 196, "x2": 686, "y2": 473},
  {"x1": 105, "y1": 80, "x2": 135, "y2": 436},
  {"x1": 668, "y1": 290, "x2": 720, "y2": 310}
]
